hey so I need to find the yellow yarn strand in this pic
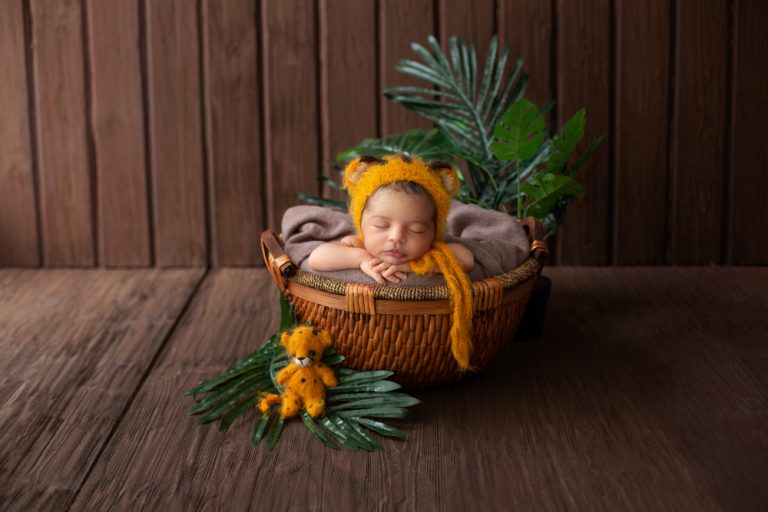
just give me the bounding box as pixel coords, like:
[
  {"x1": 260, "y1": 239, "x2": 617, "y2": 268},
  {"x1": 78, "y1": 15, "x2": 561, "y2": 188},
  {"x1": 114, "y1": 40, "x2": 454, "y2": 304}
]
[{"x1": 409, "y1": 242, "x2": 474, "y2": 371}]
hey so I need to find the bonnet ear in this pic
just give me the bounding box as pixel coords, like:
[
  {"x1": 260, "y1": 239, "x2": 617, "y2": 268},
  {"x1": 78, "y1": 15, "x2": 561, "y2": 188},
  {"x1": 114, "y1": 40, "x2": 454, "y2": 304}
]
[
  {"x1": 428, "y1": 160, "x2": 460, "y2": 196},
  {"x1": 343, "y1": 155, "x2": 385, "y2": 188}
]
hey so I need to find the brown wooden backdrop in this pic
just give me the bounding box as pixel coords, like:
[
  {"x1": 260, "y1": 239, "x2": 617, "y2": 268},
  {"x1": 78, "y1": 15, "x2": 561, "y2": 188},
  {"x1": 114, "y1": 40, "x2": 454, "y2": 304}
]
[{"x1": 1, "y1": 0, "x2": 766, "y2": 268}]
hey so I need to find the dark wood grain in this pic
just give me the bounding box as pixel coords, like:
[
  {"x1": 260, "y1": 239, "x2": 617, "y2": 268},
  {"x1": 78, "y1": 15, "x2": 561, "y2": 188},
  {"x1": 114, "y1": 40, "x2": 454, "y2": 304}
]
[
  {"x1": 613, "y1": 0, "x2": 671, "y2": 264},
  {"x1": 379, "y1": 0, "x2": 435, "y2": 136},
  {"x1": 145, "y1": 0, "x2": 207, "y2": 266},
  {"x1": 87, "y1": 0, "x2": 151, "y2": 267},
  {"x1": 202, "y1": 0, "x2": 264, "y2": 266},
  {"x1": 439, "y1": 0, "x2": 495, "y2": 56},
  {"x1": 261, "y1": 0, "x2": 320, "y2": 231},
  {"x1": 69, "y1": 269, "x2": 283, "y2": 510},
  {"x1": 498, "y1": 0, "x2": 553, "y2": 107},
  {"x1": 1, "y1": 2, "x2": 767, "y2": 267},
  {"x1": 0, "y1": 0, "x2": 39, "y2": 266},
  {"x1": 0, "y1": 268, "x2": 203, "y2": 511},
  {"x1": 320, "y1": 0, "x2": 377, "y2": 200},
  {"x1": 729, "y1": 0, "x2": 768, "y2": 264},
  {"x1": 57, "y1": 267, "x2": 768, "y2": 510},
  {"x1": 669, "y1": 0, "x2": 728, "y2": 265},
  {"x1": 555, "y1": 0, "x2": 611, "y2": 265},
  {"x1": 30, "y1": 0, "x2": 94, "y2": 266}
]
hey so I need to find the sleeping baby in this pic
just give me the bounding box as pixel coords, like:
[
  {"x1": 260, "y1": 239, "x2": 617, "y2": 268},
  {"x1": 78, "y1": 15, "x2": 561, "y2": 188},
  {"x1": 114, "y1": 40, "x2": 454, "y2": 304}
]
[
  {"x1": 308, "y1": 155, "x2": 474, "y2": 285},
  {"x1": 308, "y1": 154, "x2": 475, "y2": 369}
]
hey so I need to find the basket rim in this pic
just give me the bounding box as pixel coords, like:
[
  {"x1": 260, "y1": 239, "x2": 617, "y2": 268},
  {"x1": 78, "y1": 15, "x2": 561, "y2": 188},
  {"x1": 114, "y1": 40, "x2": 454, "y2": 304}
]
[{"x1": 289, "y1": 257, "x2": 542, "y2": 301}]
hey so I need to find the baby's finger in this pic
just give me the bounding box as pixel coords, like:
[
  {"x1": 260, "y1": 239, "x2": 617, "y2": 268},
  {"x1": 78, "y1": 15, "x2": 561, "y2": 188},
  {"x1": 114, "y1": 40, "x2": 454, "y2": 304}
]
[
  {"x1": 381, "y1": 265, "x2": 398, "y2": 277},
  {"x1": 383, "y1": 273, "x2": 400, "y2": 284},
  {"x1": 395, "y1": 271, "x2": 407, "y2": 280},
  {"x1": 371, "y1": 272, "x2": 387, "y2": 286}
]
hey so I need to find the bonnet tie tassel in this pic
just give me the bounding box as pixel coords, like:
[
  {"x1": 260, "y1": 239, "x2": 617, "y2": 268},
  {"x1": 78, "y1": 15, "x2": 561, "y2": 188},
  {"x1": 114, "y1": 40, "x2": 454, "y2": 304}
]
[{"x1": 409, "y1": 242, "x2": 474, "y2": 371}]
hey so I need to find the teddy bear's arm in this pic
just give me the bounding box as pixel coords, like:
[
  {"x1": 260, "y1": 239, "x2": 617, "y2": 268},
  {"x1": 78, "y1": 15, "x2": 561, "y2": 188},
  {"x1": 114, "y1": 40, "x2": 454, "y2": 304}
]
[
  {"x1": 276, "y1": 364, "x2": 298, "y2": 384},
  {"x1": 317, "y1": 364, "x2": 338, "y2": 388}
]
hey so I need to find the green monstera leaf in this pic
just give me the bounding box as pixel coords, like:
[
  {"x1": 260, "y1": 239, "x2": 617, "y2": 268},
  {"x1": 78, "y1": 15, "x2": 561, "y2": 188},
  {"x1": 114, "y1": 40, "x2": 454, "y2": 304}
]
[
  {"x1": 548, "y1": 108, "x2": 586, "y2": 174},
  {"x1": 520, "y1": 173, "x2": 582, "y2": 218},
  {"x1": 491, "y1": 98, "x2": 545, "y2": 163}
]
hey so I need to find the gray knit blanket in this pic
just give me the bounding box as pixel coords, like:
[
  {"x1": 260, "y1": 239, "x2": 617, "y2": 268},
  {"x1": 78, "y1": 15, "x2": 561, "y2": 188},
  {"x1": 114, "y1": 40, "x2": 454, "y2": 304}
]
[{"x1": 281, "y1": 201, "x2": 530, "y2": 286}]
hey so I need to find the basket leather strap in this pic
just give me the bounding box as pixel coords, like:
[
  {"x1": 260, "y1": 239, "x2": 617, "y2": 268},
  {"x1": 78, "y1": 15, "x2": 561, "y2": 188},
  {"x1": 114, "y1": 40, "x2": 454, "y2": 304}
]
[
  {"x1": 260, "y1": 230, "x2": 297, "y2": 294},
  {"x1": 345, "y1": 283, "x2": 376, "y2": 316},
  {"x1": 520, "y1": 217, "x2": 549, "y2": 265}
]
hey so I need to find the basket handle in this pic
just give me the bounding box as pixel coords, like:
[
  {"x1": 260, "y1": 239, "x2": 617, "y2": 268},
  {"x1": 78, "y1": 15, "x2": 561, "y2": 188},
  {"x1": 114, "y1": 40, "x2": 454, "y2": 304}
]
[
  {"x1": 260, "y1": 230, "x2": 297, "y2": 293},
  {"x1": 519, "y1": 217, "x2": 549, "y2": 265}
]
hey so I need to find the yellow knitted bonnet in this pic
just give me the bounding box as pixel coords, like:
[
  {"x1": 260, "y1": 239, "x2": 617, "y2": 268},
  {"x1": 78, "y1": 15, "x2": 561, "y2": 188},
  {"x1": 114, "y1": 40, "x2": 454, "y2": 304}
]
[{"x1": 343, "y1": 154, "x2": 474, "y2": 371}]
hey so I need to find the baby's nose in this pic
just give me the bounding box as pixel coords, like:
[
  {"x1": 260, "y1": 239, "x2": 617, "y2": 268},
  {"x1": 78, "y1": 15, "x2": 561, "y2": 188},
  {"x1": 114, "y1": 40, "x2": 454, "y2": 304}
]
[{"x1": 389, "y1": 226, "x2": 405, "y2": 242}]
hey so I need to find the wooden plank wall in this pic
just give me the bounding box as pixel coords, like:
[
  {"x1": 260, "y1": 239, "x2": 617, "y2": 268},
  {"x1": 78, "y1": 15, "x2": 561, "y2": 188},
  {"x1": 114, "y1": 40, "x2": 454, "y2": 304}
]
[{"x1": 0, "y1": 0, "x2": 765, "y2": 268}]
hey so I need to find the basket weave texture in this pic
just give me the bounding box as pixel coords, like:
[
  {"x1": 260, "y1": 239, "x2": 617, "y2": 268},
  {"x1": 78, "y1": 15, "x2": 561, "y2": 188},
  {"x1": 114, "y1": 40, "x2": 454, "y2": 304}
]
[{"x1": 262, "y1": 225, "x2": 546, "y2": 388}]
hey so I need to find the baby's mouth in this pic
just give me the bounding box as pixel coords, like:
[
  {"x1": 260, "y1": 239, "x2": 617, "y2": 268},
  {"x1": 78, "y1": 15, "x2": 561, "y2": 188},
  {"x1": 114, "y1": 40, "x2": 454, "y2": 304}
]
[{"x1": 383, "y1": 249, "x2": 405, "y2": 260}]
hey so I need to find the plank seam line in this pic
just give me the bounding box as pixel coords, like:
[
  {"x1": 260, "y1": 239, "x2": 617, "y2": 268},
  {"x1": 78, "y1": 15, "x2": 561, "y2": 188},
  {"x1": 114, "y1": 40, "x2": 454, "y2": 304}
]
[
  {"x1": 63, "y1": 268, "x2": 210, "y2": 511},
  {"x1": 315, "y1": 0, "x2": 326, "y2": 200},
  {"x1": 721, "y1": 0, "x2": 736, "y2": 265},
  {"x1": 138, "y1": 0, "x2": 156, "y2": 266},
  {"x1": 82, "y1": 0, "x2": 99, "y2": 267},
  {"x1": 259, "y1": 0, "x2": 274, "y2": 230},
  {"x1": 197, "y1": 0, "x2": 213, "y2": 267},
  {"x1": 608, "y1": 0, "x2": 619, "y2": 265},
  {"x1": 665, "y1": 0, "x2": 678, "y2": 265},
  {"x1": 374, "y1": 0, "x2": 382, "y2": 138},
  {"x1": 552, "y1": 0, "x2": 561, "y2": 265},
  {"x1": 22, "y1": 0, "x2": 44, "y2": 266}
]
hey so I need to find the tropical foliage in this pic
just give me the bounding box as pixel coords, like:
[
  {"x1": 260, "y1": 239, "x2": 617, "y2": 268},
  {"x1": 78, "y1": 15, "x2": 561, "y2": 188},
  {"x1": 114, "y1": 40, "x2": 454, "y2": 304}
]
[
  {"x1": 186, "y1": 296, "x2": 419, "y2": 451},
  {"x1": 301, "y1": 35, "x2": 603, "y2": 237}
]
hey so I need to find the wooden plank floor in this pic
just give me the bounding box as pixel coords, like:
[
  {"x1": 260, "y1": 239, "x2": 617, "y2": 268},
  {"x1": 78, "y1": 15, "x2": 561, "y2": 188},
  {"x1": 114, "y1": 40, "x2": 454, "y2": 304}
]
[{"x1": 1, "y1": 267, "x2": 766, "y2": 511}]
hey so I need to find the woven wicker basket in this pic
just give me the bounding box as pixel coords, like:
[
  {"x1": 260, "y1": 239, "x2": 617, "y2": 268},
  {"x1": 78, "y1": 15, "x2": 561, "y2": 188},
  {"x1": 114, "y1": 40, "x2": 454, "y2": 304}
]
[{"x1": 260, "y1": 217, "x2": 549, "y2": 388}]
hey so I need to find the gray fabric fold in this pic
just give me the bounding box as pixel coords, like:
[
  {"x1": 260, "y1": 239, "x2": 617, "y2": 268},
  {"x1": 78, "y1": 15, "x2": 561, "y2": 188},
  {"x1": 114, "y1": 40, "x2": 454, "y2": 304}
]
[{"x1": 281, "y1": 201, "x2": 530, "y2": 286}]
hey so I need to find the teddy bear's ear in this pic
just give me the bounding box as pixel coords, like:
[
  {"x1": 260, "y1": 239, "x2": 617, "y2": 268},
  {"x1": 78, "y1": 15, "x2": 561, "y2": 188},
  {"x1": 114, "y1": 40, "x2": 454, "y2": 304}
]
[
  {"x1": 343, "y1": 155, "x2": 385, "y2": 188},
  {"x1": 280, "y1": 329, "x2": 293, "y2": 347},
  {"x1": 318, "y1": 329, "x2": 332, "y2": 349}
]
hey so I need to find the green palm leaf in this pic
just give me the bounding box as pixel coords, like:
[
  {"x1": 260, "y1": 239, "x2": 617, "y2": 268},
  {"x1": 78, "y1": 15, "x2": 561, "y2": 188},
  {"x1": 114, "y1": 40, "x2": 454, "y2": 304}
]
[
  {"x1": 186, "y1": 295, "x2": 420, "y2": 452},
  {"x1": 336, "y1": 128, "x2": 458, "y2": 164},
  {"x1": 385, "y1": 35, "x2": 527, "y2": 169},
  {"x1": 299, "y1": 128, "x2": 460, "y2": 210}
]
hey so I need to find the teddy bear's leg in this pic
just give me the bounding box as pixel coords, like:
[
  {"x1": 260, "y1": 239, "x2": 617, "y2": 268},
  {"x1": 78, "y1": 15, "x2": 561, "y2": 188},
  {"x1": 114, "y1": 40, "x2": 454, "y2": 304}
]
[
  {"x1": 304, "y1": 397, "x2": 326, "y2": 418},
  {"x1": 279, "y1": 389, "x2": 301, "y2": 418},
  {"x1": 258, "y1": 393, "x2": 281, "y2": 415}
]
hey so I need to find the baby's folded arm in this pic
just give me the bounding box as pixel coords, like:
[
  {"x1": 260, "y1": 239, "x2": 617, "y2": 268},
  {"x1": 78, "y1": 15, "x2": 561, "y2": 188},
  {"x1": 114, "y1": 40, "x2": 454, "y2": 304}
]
[
  {"x1": 307, "y1": 241, "x2": 371, "y2": 271},
  {"x1": 339, "y1": 235, "x2": 363, "y2": 248}
]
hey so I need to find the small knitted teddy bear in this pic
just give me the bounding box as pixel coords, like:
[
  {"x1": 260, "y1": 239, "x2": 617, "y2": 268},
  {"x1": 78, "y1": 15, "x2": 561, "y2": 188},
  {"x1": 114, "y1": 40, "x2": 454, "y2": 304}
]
[{"x1": 258, "y1": 325, "x2": 338, "y2": 418}]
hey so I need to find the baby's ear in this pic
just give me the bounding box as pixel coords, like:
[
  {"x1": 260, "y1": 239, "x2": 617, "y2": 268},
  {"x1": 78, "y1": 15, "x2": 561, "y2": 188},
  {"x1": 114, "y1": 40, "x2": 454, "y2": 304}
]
[
  {"x1": 428, "y1": 160, "x2": 460, "y2": 195},
  {"x1": 343, "y1": 155, "x2": 385, "y2": 188}
]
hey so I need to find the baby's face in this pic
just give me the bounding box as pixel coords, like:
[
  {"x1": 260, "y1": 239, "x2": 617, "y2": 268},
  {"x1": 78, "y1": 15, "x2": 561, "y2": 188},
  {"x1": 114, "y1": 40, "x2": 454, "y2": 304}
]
[{"x1": 360, "y1": 188, "x2": 436, "y2": 264}]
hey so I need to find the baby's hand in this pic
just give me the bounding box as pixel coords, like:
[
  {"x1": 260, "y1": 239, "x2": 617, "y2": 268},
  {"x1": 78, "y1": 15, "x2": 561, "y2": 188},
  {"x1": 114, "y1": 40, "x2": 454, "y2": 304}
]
[
  {"x1": 360, "y1": 258, "x2": 408, "y2": 285},
  {"x1": 360, "y1": 257, "x2": 387, "y2": 285},
  {"x1": 381, "y1": 263, "x2": 409, "y2": 284}
]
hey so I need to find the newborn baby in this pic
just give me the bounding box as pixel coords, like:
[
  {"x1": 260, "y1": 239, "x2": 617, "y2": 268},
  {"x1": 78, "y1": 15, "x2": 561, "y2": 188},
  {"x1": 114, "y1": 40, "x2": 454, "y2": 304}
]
[
  {"x1": 306, "y1": 154, "x2": 476, "y2": 370},
  {"x1": 308, "y1": 179, "x2": 473, "y2": 285}
]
